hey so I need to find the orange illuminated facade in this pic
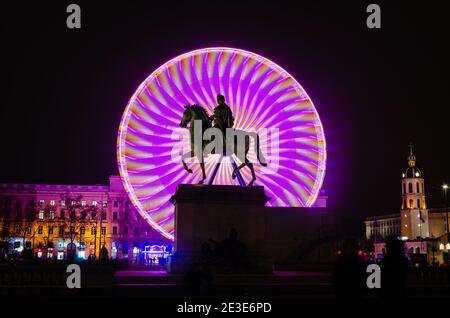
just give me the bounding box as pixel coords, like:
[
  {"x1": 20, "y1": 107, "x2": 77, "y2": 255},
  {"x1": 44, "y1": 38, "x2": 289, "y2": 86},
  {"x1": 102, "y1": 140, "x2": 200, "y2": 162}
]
[{"x1": 0, "y1": 176, "x2": 168, "y2": 261}]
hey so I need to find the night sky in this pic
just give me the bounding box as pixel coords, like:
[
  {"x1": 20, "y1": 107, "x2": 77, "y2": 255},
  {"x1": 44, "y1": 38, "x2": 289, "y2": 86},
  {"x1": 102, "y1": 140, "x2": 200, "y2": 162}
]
[{"x1": 1, "y1": 1, "x2": 449, "y2": 228}]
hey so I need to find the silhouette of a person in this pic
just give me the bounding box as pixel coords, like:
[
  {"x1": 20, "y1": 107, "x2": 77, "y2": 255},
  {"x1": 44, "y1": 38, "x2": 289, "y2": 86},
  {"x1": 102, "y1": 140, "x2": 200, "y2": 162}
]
[
  {"x1": 332, "y1": 238, "x2": 366, "y2": 299},
  {"x1": 209, "y1": 228, "x2": 246, "y2": 270},
  {"x1": 379, "y1": 236, "x2": 408, "y2": 299}
]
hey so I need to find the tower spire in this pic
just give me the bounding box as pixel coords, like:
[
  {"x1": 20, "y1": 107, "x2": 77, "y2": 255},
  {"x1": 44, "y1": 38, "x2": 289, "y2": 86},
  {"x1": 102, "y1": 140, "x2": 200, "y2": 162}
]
[
  {"x1": 408, "y1": 142, "x2": 414, "y2": 156},
  {"x1": 408, "y1": 142, "x2": 416, "y2": 167}
]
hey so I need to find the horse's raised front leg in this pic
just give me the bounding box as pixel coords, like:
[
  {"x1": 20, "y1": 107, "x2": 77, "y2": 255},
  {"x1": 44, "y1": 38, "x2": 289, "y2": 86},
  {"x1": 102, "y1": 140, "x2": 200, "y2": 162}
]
[
  {"x1": 181, "y1": 151, "x2": 193, "y2": 174},
  {"x1": 195, "y1": 148, "x2": 206, "y2": 184}
]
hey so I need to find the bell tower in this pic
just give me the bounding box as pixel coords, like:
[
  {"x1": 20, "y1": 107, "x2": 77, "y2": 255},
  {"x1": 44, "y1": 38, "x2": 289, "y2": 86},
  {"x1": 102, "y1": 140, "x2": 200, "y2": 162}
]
[{"x1": 401, "y1": 143, "x2": 428, "y2": 239}]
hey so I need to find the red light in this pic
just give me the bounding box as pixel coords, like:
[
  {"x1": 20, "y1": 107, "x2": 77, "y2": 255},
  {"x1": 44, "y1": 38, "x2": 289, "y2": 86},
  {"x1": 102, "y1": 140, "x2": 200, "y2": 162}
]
[{"x1": 358, "y1": 250, "x2": 363, "y2": 255}]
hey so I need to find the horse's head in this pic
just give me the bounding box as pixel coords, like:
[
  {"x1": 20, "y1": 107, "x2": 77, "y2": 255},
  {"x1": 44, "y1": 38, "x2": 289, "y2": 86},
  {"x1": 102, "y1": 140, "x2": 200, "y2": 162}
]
[
  {"x1": 180, "y1": 105, "x2": 193, "y2": 128},
  {"x1": 180, "y1": 104, "x2": 211, "y2": 129}
]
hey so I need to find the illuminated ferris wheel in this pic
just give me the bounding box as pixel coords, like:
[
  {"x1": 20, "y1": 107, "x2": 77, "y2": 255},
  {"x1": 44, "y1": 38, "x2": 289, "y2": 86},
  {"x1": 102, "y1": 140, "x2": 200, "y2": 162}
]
[{"x1": 117, "y1": 47, "x2": 326, "y2": 240}]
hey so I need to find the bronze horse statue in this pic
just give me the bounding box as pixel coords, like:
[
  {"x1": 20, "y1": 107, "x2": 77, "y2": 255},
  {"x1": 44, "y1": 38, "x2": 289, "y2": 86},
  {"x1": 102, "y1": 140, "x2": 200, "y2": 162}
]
[{"x1": 180, "y1": 104, "x2": 267, "y2": 186}]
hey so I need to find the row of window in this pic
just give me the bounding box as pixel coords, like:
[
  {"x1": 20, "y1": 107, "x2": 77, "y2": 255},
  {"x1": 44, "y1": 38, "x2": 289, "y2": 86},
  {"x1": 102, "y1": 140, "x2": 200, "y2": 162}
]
[
  {"x1": 371, "y1": 219, "x2": 400, "y2": 227},
  {"x1": 402, "y1": 198, "x2": 423, "y2": 209},
  {"x1": 15, "y1": 225, "x2": 140, "y2": 236},
  {"x1": 2, "y1": 198, "x2": 130, "y2": 208},
  {"x1": 370, "y1": 226, "x2": 399, "y2": 238},
  {"x1": 35, "y1": 210, "x2": 128, "y2": 221},
  {"x1": 402, "y1": 182, "x2": 424, "y2": 194},
  {"x1": 37, "y1": 199, "x2": 128, "y2": 208}
]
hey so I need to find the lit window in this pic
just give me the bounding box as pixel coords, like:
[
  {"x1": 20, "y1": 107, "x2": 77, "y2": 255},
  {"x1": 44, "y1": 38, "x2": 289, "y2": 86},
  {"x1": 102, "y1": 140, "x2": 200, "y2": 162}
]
[
  {"x1": 92, "y1": 201, "x2": 97, "y2": 206},
  {"x1": 60, "y1": 200, "x2": 65, "y2": 207},
  {"x1": 50, "y1": 200, "x2": 55, "y2": 206},
  {"x1": 38, "y1": 210, "x2": 44, "y2": 219},
  {"x1": 39, "y1": 200, "x2": 45, "y2": 206},
  {"x1": 102, "y1": 201, "x2": 108, "y2": 207},
  {"x1": 50, "y1": 211, "x2": 55, "y2": 219},
  {"x1": 81, "y1": 201, "x2": 87, "y2": 206},
  {"x1": 71, "y1": 200, "x2": 75, "y2": 206}
]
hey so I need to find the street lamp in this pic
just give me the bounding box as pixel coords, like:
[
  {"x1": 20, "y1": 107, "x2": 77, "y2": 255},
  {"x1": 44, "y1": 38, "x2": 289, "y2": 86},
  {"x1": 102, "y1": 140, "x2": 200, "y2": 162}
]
[
  {"x1": 443, "y1": 184, "x2": 449, "y2": 263},
  {"x1": 443, "y1": 184, "x2": 449, "y2": 200}
]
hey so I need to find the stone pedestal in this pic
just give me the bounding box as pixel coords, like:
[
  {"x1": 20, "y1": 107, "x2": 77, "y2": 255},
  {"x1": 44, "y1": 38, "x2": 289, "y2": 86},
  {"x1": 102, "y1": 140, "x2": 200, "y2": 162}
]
[{"x1": 168, "y1": 184, "x2": 272, "y2": 273}]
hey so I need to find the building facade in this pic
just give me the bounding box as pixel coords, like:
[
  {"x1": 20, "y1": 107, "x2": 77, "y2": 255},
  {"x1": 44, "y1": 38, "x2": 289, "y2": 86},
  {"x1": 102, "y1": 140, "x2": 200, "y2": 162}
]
[
  {"x1": 364, "y1": 145, "x2": 450, "y2": 264},
  {"x1": 0, "y1": 176, "x2": 170, "y2": 262},
  {"x1": 364, "y1": 213, "x2": 401, "y2": 242}
]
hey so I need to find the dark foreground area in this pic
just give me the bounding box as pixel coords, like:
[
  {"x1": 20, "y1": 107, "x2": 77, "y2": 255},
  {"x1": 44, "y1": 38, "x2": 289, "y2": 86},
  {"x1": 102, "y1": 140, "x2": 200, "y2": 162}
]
[
  {"x1": 1, "y1": 263, "x2": 449, "y2": 300},
  {"x1": 0, "y1": 266, "x2": 449, "y2": 316}
]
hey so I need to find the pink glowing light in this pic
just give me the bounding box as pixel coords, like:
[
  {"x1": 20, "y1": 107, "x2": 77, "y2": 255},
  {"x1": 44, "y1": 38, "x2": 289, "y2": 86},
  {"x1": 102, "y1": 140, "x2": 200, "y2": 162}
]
[{"x1": 117, "y1": 47, "x2": 326, "y2": 240}]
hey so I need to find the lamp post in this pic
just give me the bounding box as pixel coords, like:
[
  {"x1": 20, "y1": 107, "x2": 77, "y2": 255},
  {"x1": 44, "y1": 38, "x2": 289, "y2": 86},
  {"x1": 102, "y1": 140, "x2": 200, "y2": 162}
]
[
  {"x1": 442, "y1": 184, "x2": 449, "y2": 264},
  {"x1": 443, "y1": 184, "x2": 449, "y2": 243}
]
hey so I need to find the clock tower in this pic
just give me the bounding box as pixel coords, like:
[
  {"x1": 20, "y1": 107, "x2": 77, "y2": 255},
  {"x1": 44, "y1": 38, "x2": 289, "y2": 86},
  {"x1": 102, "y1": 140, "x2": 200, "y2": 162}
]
[{"x1": 401, "y1": 144, "x2": 428, "y2": 239}]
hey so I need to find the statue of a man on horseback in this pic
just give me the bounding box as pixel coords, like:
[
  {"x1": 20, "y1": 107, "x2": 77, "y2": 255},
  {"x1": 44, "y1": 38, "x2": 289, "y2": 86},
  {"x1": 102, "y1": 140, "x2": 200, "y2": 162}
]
[{"x1": 179, "y1": 94, "x2": 267, "y2": 186}]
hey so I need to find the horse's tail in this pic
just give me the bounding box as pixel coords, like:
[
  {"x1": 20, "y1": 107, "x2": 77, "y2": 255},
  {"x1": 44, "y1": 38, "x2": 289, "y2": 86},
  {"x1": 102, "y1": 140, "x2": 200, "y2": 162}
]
[{"x1": 255, "y1": 133, "x2": 267, "y2": 167}]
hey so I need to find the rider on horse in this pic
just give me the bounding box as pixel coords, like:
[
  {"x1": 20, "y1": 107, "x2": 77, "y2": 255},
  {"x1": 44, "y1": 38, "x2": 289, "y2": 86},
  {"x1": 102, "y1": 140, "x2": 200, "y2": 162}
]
[{"x1": 210, "y1": 94, "x2": 234, "y2": 137}]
